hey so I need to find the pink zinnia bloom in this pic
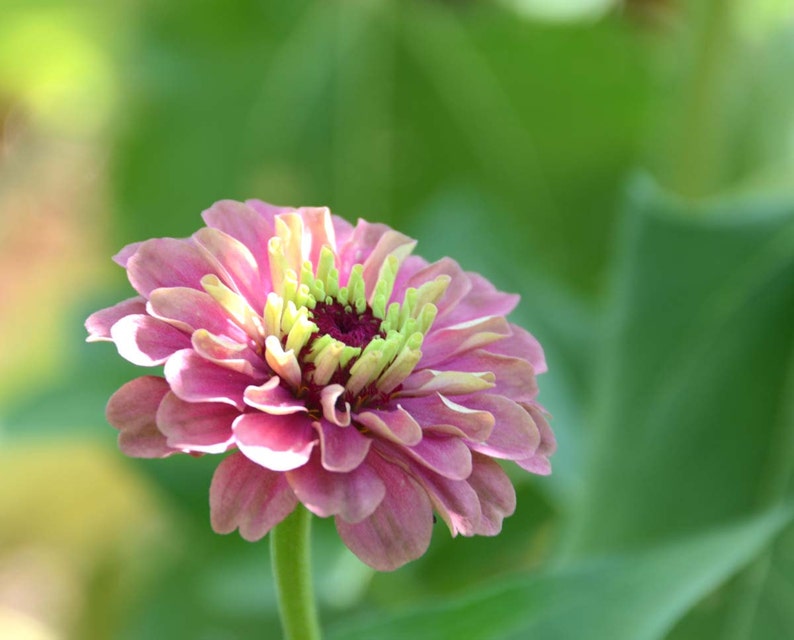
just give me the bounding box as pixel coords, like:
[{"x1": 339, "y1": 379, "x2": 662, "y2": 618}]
[{"x1": 86, "y1": 200, "x2": 554, "y2": 570}]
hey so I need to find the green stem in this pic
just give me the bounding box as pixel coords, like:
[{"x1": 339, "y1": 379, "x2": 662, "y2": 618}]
[{"x1": 270, "y1": 505, "x2": 322, "y2": 640}]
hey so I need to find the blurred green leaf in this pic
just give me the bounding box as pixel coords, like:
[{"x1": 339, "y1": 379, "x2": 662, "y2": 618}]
[
  {"x1": 567, "y1": 179, "x2": 794, "y2": 555},
  {"x1": 328, "y1": 508, "x2": 792, "y2": 640}
]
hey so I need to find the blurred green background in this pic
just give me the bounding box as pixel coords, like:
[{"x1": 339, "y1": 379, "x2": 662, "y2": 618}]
[{"x1": 1, "y1": 0, "x2": 793, "y2": 638}]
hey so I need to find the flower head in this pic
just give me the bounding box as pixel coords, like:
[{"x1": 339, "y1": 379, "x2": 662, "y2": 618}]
[{"x1": 86, "y1": 200, "x2": 554, "y2": 570}]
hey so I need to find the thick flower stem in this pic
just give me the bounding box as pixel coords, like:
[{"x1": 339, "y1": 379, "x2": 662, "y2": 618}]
[{"x1": 270, "y1": 505, "x2": 322, "y2": 640}]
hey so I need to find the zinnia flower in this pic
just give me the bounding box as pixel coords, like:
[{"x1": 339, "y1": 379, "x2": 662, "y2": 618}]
[{"x1": 86, "y1": 200, "x2": 554, "y2": 570}]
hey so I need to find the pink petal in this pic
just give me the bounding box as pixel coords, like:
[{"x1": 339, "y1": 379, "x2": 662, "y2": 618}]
[
  {"x1": 314, "y1": 419, "x2": 372, "y2": 472},
  {"x1": 110, "y1": 314, "x2": 191, "y2": 366},
  {"x1": 287, "y1": 453, "x2": 385, "y2": 523},
  {"x1": 85, "y1": 297, "x2": 146, "y2": 342},
  {"x1": 449, "y1": 349, "x2": 539, "y2": 403},
  {"x1": 191, "y1": 329, "x2": 262, "y2": 377},
  {"x1": 336, "y1": 455, "x2": 433, "y2": 571},
  {"x1": 320, "y1": 384, "x2": 351, "y2": 427},
  {"x1": 300, "y1": 207, "x2": 337, "y2": 265},
  {"x1": 193, "y1": 226, "x2": 267, "y2": 312},
  {"x1": 210, "y1": 452, "x2": 298, "y2": 540},
  {"x1": 400, "y1": 393, "x2": 494, "y2": 442},
  {"x1": 156, "y1": 392, "x2": 236, "y2": 453},
  {"x1": 435, "y1": 272, "x2": 519, "y2": 328},
  {"x1": 244, "y1": 199, "x2": 295, "y2": 224},
  {"x1": 233, "y1": 412, "x2": 316, "y2": 471},
  {"x1": 404, "y1": 258, "x2": 471, "y2": 321},
  {"x1": 106, "y1": 376, "x2": 174, "y2": 457},
  {"x1": 515, "y1": 403, "x2": 556, "y2": 475},
  {"x1": 354, "y1": 406, "x2": 423, "y2": 446},
  {"x1": 420, "y1": 315, "x2": 512, "y2": 367},
  {"x1": 410, "y1": 465, "x2": 482, "y2": 537},
  {"x1": 202, "y1": 199, "x2": 276, "y2": 267},
  {"x1": 399, "y1": 434, "x2": 473, "y2": 481},
  {"x1": 466, "y1": 394, "x2": 540, "y2": 461},
  {"x1": 487, "y1": 323, "x2": 547, "y2": 375},
  {"x1": 147, "y1": 286, "x2": 245, "y2": 341},
  {"x1": 468, "y1": 452, "x2": 516, "y2": 535},
  {"x1": 244, "y1": 377, "x2": 308, "y2": 415},
  {"x1": 112, "y1": 241, "x2": 143, "y2": 267},
  {"x1": 164, "y1": 349, "x2": 254, "y2": 409},
  {"x1": 360, "y1": 229, "x2": 416, "y2": 298},
  {"x1": 126, "y1": 237, "x2": 217, "y2": 297},
  {"x1": 337, "y1": 220, "x2": 393, "y2": 282}
]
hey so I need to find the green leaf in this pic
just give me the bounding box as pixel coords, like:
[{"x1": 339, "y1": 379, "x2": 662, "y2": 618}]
[
  {"x1": 566, "y1": 178, "x2": 794, "y2": 555},
  {"x1": 328, "y1": 508, "x2": 792, "y2": 640}
]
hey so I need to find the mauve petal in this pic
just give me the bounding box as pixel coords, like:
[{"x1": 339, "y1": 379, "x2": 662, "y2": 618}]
[
  {"x1": 515, "y1": 404, "x2": 556, "y2": 475},
  {"x1": 436, "y1": 273, "x2": 519, "y2": 328},
  {"x1": 468, "y1": 452, "x2": 516, "y2": 535},
  {"x1": 399, "y1": 393, "x2": 494, "y2": 442},
  {"x1": 314, "y1": 419, "x2": 372, "y2": 472},
  {"x1": 110, "y1": 314, "x2": 191, "y2": 366},
  {"x1": 193, "y1": 226, "x2": 267, "y2": 312},
  {"x1": 354, "y1": 406, "x2": 423, "y2": 446},
  {"x1": 106, "y1": 376, "x2": 174, "y2": 458},
  {"x1": 405, "y1": 258, "x2": 471, "y2": 321},
  {"x1": 156, "y1": 392, "x2": 236, "y2": 453},
  {"x1": 487, "y1": 323, "x2": 547, "y2": 375},
  {"x1": 421, "y1": 315, "x2": 512, "y2": 367},
  {"x1": 450, "y1": 349, "x2": 539, "y2": 403},
  {"x1": 400, "y1": 434, "x2": 472, "y2": 481},
  {"x1": 336, "y1": 455, "x2": 433, "y2": 571},
  {"x1": 112, "y1": 241, "x2": 143, "y2": 267},
  {"x1": 126, "y1": 237, "x2": 217, "y2": 297},
  {"x1": 202, "y1": 199, "x2": 275, "y2": 267},
  {"x1": 85, "y1": 297, "x2": 146, "y2": 342},
  {"x1": 287, "y1": 453, "x2": 385, "y2": 523},
  {"x1": 244, "y1": 377, "x2": 308, "y2": 415},
  {"x1": 233, "y1": 412, "x2": 316, "y2": 472},
  {"x1": 165, "y1": 349, "x2": 253, "y2": 409},
  {"x1": 466, "y1": 394, "x2": 540, "y2": 461},
  {"x1": 391, "y1": 254, "x2": 430, "y2": 303},
  {"x1": 147, "y1": 287, "x2": 245, "y2": 341},
  {"x1": 410, "y1": 465, "x2": 482, "y2": 537},
  {"x1": 210, "y1": 452, "x2": 298, "y2": 540}
]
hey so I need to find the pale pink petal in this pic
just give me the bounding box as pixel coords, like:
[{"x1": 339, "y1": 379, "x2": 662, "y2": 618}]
[
  {"x1": 164, "y1": 349, "x2": 254, "y2": 409},
  {"x1": 404, "y1": 258, "x2": 471, "y2": 320},
  {"x1": 233, "y1": 412, "x2": 316, "y2": 472},
  {"x1": 354, "y1": 406, "x2": 423, "y2": 446},
  {"x1": 400, "y1": 393, "x2": 494, "y2": 442},
  {"x1": 468, "y1": 452, "x2": 516, "y2": 535},
  {"x1": 85, "y1": 297, "x2": 146, "y2": 342},
  {"x1": 450, "y1": 349, "x2": 539, "y2": 403},
  {"x1": 210, "y1": 452, "x2": 298, "y2": 540},
  {"x1": 126, "y1": 237, "x2": 217, "y2": 297},
  {"x1": 337, "y1": 220, "x2": 393, "y2": 282},
  {"x1": 320, "y1": 384, "x2": 351, "y2": 427},
  {"x1": 244, "y1": 199, "x2": 295, "y2": 224},
  {"x1": 110, "y1": 314, "x2": 191, "y2": 366},
  {"x1": 191, "y1": 329, "x2": 262, "y2": 377},
  {"x1": 336, "y1": 455, "x2": 433, "y2": 571},
  {"x1": 487, "y1": 324, "x2": 547, "y2": 375},
  {"x1": 466, "y1": 394, "x2": 540, "y2": 461},
  {"x1": 314, "y1": 419, "x2": 372, "y2": 472},
  {"x1": 244, "y1": 377, "x2": 308, "y2": 415},
  {"x1": 360, "y1": 230, "x2": 416, "y2": 298},
  {"x1": 147, "y1": 286, "x2": 245, "y2": 340},
  {"x1": 156, "y1": 392, "x2": 236, "y2": 453},
  {"x1": 202, "y1": 199, "x2": 276, "y2": 267},
  {"x1": 421, "y1": 315, "x2": 512, "y2": 367},
  {"x1": 112, "y1": 241, "x2": 143, "y2": 267},
  {"x1": 106, "y1": 376, "x2": 174, "y2": 458},
  {"x1": 399, "y1": 369, "x2": 495, "y2": 397},
  {"x1": 287, "y1": 453, "x2": 385, "y2": 523},
  {"x1": 193, "y1": 226, "x2": 267, "y2": 311},
  {"x1": 300, "y1": 207, "x2": 337, "y2": 264}
]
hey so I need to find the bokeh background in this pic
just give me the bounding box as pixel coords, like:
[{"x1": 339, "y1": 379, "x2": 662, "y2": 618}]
[{"x1": 2, "y1": 0, "x2": 793, "y2": 638}]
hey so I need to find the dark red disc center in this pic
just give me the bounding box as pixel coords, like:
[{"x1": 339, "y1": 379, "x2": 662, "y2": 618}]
[{"x1": 311, "y1": 301, "x2": 382, "y2": 348}]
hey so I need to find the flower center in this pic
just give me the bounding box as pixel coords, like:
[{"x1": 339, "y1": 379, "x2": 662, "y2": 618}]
[{"x1": 311, "y1": 302, "x2": 383, "y2": 348}]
